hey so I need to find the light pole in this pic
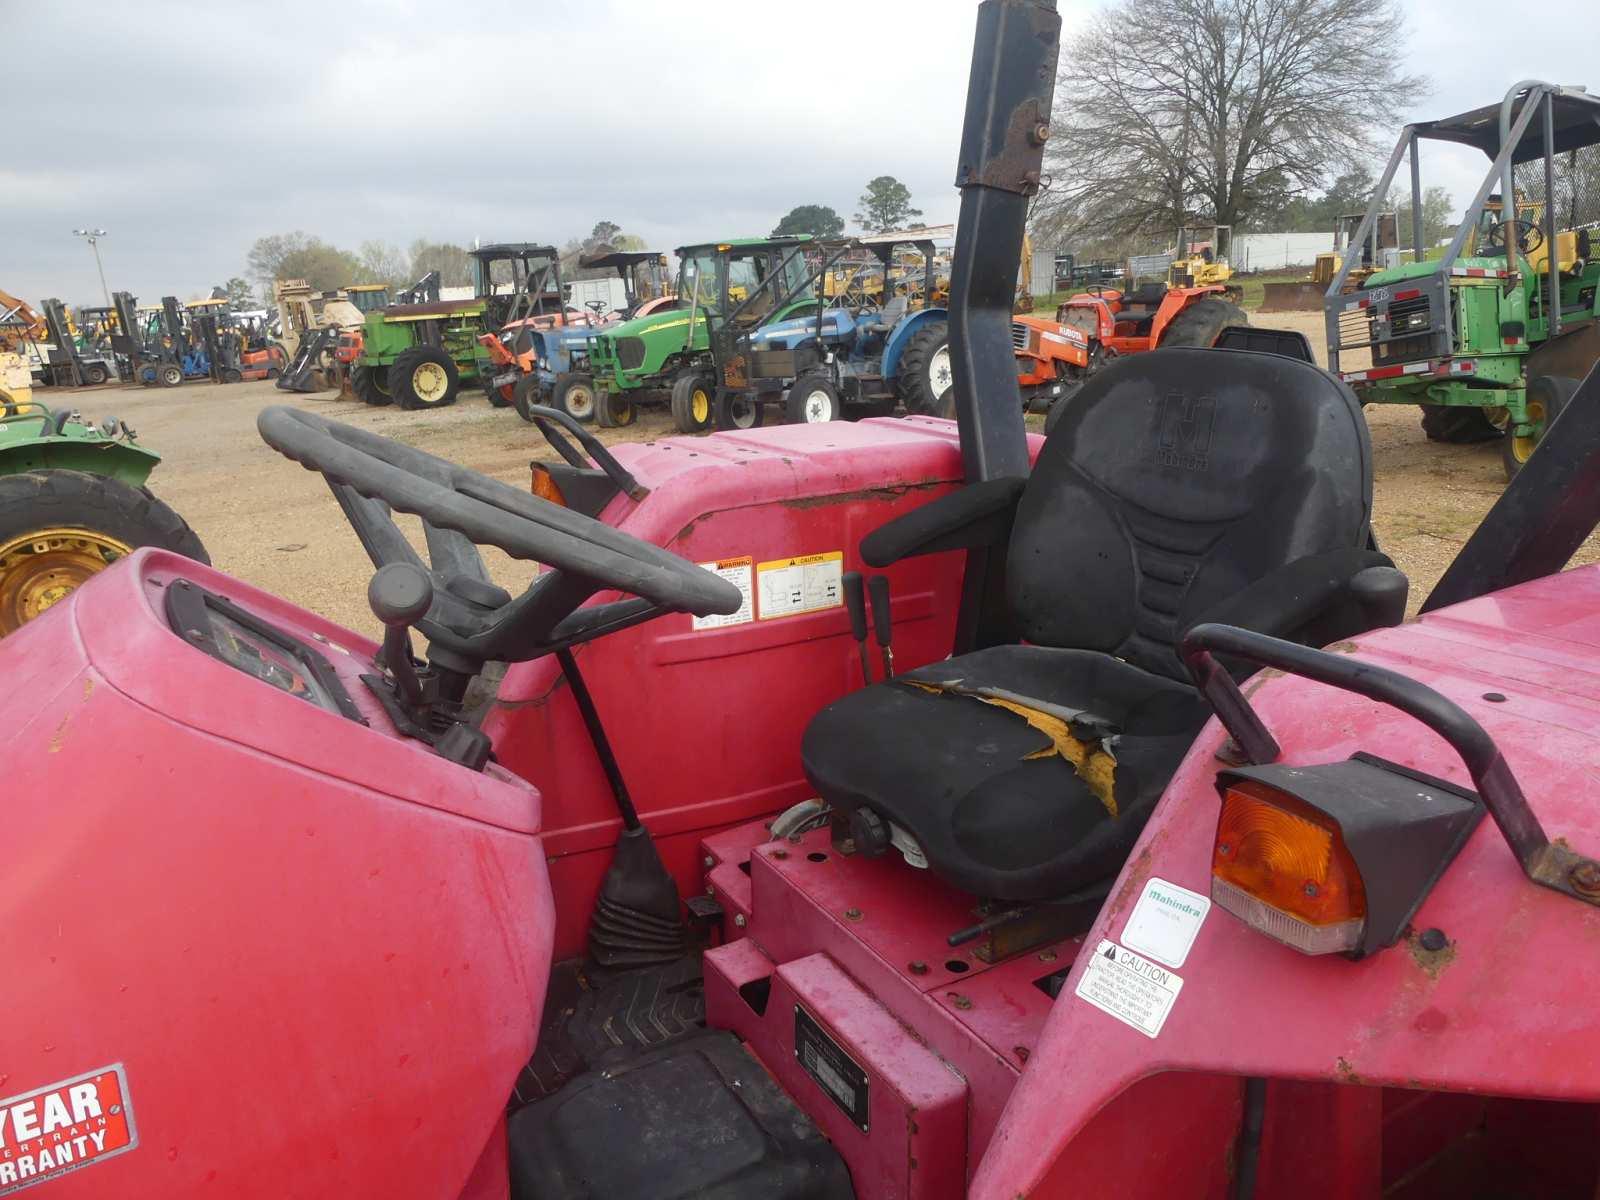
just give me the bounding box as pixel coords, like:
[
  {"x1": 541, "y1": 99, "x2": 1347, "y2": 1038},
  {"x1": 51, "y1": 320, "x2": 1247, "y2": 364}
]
[{"x1": 72, "y1": 228, "x2": 111, "y2": 309}]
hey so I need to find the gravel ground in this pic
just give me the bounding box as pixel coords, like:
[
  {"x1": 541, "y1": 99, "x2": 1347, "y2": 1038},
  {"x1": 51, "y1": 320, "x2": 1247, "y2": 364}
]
[{"x1": 64, "y1": 326, "x2": 1594, "y2": 637}]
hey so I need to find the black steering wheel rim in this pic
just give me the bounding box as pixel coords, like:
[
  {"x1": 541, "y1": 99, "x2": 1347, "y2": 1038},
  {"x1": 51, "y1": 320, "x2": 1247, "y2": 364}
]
[
  {"x1": 257, "y1": 405, "x2": 741, "y2": 622},
  {"x1": 1483, "y1": 218, "x2": 1544, "y2": 255}
]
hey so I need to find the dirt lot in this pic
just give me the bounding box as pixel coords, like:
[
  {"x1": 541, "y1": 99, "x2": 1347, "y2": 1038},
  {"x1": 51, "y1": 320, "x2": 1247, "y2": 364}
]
[{"x1": 69, "y1": 323, "x2": 1593, "y2": 638}]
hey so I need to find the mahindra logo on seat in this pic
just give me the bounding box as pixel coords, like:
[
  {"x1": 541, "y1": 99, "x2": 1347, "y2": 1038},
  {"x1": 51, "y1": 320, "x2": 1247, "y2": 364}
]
[{"x1": 1155, "y1": 393, "x2": 1215, "y2": 470}]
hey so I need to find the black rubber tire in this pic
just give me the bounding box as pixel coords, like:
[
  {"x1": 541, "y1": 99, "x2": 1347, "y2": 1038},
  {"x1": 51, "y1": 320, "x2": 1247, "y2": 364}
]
[
  {"x1": 392, "y1": 346, "x2": 460, "y2": 410},
  {"x1": 1157, "y1": 297, "x2": 1249, "y2": 348},
  {"x1": 511, "y1": 375, "x2": 544, "y2": 423},
  {"x1": 715, "y1": 390, "x2": 761, "y2": 431},
  {"x1": 1502, "y1": 375, "x2": 1579, "y2": 481},
  {"x1": 1042, "y1": 378, "x2": 1089, "y2": 436},
  {"x1": 784, "y1": 375, "x2": 841, "y2": 424},
  {"x1": 158, "y1": 363, "x2": 183, "y2": 388},
  {"x1": 351, "y1": 363, "x2": 393, "y2": 407},
  {"x1": 594, "y1": 388, "x2": 636, "y2": 428},
  {"x1": 897, "y1": 322, "x2": 953, "y2": 416},
  {"x1": 221, "y1": 367, "x2": 243, "y2": 384},
  {"x1": 670, "y1": 373, "x2": 716, "y2": 434},
  {"x1": 553, "y1": 373, "x2": 599, "y2": 424},
  {"x1": 485, "y1": 372, "x2": 516, "y2": 408},
  {"x1": 82, "y1": 362, "x2": 110, "y2": 386},
  {"x1": 0, "y1": 470, "x2": 209, "y2": 635},
  {"x1": 1419, "y1": 404, "x2": 1502, "y2": 444}
]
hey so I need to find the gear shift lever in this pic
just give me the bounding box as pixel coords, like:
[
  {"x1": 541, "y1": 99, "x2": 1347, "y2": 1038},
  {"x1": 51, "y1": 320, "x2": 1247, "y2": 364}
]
[{"x1": 368, "y1": 563, "x2": 433, "y2": 706}]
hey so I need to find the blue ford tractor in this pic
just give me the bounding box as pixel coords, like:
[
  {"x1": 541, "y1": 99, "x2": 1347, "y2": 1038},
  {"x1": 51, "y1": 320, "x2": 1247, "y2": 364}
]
[{"x1": 709, "y1": 230, "x2": 955, "y2": 427}]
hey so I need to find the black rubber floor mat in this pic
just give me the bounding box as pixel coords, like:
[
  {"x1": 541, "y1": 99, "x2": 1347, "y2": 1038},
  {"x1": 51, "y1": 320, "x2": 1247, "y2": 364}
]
[{"x1": 512, "y1": 955, "x2": 706, "y2": 1104}]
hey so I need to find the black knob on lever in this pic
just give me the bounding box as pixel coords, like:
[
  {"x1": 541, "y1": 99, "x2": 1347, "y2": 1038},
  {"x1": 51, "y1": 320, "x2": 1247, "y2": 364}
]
[{"x1": 368, "y1": 564, "x2": 433, "y2": 706}]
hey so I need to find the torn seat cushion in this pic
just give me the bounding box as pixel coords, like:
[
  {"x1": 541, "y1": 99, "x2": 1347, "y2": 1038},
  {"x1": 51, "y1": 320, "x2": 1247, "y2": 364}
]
[{"x1": 801, "y1": 644, "x2": 1211, "y2": 901}]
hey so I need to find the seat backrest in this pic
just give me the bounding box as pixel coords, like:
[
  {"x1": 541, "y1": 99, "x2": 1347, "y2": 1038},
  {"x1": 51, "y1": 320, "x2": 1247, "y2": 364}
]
[
  {"x1": 1006, "y1": 348, "x2": 1373, "y2": 680},
  {"x1": 1126, "y1": 281, "x2": 1168, "y2": 307}
]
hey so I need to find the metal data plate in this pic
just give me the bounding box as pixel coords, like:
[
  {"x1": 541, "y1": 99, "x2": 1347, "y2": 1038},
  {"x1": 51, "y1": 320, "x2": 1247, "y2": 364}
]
[{"x1": 794, "y1": 1005, "x2": 869, "y2": 1132}]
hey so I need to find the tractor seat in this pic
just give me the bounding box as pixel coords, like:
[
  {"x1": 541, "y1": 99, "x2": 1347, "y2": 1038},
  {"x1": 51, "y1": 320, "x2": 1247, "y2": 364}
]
[
  {"x1": 864, "y1": 295, "x2": 910, "y2": 334},
  {"x1": 801, "y1": 349, "x2": 1405, "y2": 902}
]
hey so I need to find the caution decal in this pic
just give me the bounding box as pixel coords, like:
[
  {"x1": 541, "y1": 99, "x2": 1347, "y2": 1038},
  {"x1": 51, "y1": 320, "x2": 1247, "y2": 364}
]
[
  {"x1": 0, "y1": 1065, "x2": 137, "y2": 1193},
  {"x1": 756, "y1": 551, "x2": 844, "y2": 620}
]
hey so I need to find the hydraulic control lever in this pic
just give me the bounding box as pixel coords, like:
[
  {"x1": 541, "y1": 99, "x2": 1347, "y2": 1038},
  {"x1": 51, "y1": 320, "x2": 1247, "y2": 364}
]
[
  {"x1": 368, "y1": 563, "x2": 432, "y2": 706},
  {"x1": 868, "y1": 574, "x2": 894, "y2": 679},
  {"x1": 843, "y1": 571, "x2": 873, "y2": 685}
]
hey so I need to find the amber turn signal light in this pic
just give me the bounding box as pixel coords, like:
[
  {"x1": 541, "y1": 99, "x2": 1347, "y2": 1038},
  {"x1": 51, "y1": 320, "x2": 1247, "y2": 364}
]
[
  {"x1": 1213, "y1": 780, "x2": 1367, "y2": 954},
  {"x1": 529, "y1": 463, "x2": 566, "y2": 507}
]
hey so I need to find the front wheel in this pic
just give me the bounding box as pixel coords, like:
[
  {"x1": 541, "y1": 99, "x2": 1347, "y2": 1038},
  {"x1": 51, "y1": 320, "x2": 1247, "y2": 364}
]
[
  {"x1": 670, "y1": 373, "x2": 715, "y2": 433},
  {"x1": 715, "y1": 390, "x2": 761, "y2": 431},
  {"x1": 594, "y1": 388, "x2": 636, "y2": 428},
  {"x1": 0, "y1": 470, "x2": 209, "y2": 636},
  {"x1": 351, "y1": 363, "x2": 392, "y2": 407},
  {"x1": 82, "y1": 362, "x2": 110, "y2": 386},
  {"x1": 784, "y1": 375, "x2": 840, "y2": 424},
  {"x1": 511, "y1": 375, "x2": 544, "y2": 423},
  {"x1": 392, "y1": 346, "x2": 460, "y2": 410},
  {"x1": 897, "y1": 322, "x2": 954, "y2": 416},
  {"x1": 1420, "y1": 404, "x2": 1502, "y2": 444},
  {"x1": 1502, "y1": 375, "x2": 1579, "y2": 480},
  {"x1": 554, "y1": 373, "x2": 599, "y2": 424},
  {"x1": 221, "y1": 367, "x2": 243, "y2": 383}
]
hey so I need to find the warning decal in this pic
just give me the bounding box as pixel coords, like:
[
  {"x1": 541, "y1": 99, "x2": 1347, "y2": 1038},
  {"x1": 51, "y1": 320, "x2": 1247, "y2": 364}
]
[
  {"x1": 1074, "y1": 939, "x2": 1184, "y2": 1039},
  {"x1": 0, "y1": 1064, "x2": 137, "y2": 1194},
  {"x1": 756, "y1": 551, "x2": 844, "y2": 620},
  {"x1": 692, "y1": 557, "x2": 755, "y2": 629}
]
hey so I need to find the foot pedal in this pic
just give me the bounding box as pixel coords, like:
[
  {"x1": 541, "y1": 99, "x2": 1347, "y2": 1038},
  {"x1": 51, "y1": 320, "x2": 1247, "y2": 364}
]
[{"x1": 508, "y1": 1030, "x2": 855, "y2": 1199}]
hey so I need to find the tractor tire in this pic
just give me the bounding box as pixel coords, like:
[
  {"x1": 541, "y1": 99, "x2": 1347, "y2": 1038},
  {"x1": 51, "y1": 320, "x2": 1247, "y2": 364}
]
[
  {"x1": 669, "y1": 373, "x2": 715, "y2": 433},
  {"x1": 351, "y1": 364, "x2": 393, "y2": 407},
  {"x1": 1157, "y1": 297, "x2": 1248, "y2": 349},
  {"x1": 1419, "y1": 404, "x2": 1502, "y2": 444},
  {"x1": 393, "y1": 347, "x2": 460, "y2": 410},
  {"x1": 594, "y1": 389, "x2": 636, "y2": 428},
  {"x1": 715, "y1": 391, "x2": 761, "y2": 431},
  {"x1": 485, "y1": 375, "x2": 516, "y2": 408},
  {"x1": 511, "y1": 375, "x2": 544, "y2": 424},
  {"x1": 82, "y1": 362, "x2": 110, "y2": 386},
  {"x1": 1502, "y1": 374, "x2": 1580, "y2": 480},
  {"x1": 0, "y1": 470, "x2": 209, "y2": 637},
  {"x1": 554, "y1": 373, "x2": 599, "y2": 424},
  {"x1": 784, "y1": 375, "x2": 840, "y2": 424},
  {"x1": 897, "y1": 322, "x2": 954, "y2": 416},
  {"x1": 158, "y1": 363, "x2": 183, "y2": 388}
]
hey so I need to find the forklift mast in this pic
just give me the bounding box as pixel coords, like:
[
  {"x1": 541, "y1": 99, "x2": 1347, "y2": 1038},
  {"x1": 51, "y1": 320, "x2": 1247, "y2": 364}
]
[
  {"x1": 161, "y1": 296, "x2": 190, "y2": 358},
  {"x1": 111, "y1": 291, "x2": 143, "y2": 361}
]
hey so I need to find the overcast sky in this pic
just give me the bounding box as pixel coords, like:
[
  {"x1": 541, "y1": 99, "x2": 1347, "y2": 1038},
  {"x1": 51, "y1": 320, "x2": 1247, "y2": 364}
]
[{"x1": 7, "y1": 0, "x2": 1597, "y2": 305}]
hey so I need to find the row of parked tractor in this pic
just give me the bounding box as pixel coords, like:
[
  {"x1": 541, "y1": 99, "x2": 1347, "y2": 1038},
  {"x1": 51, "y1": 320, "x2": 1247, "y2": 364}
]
[{"x1": 280, "y1": 222, "x2": 1254, "y2": 439}]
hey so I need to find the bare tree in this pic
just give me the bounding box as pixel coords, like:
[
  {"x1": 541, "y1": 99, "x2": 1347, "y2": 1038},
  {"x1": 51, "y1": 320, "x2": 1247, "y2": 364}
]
[{"x1": 1035, "y1": 0, "x2": 1426, "y2": 244}]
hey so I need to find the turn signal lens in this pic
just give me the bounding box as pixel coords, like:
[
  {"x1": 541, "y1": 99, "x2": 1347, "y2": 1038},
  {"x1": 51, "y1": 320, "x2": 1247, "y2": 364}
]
[
  {"x1": 1212, "y1": 780, "x2": 1366, "y2": 954},
  {"x1": 529, "y1": 463, "x2": 566, "y2": 507}
]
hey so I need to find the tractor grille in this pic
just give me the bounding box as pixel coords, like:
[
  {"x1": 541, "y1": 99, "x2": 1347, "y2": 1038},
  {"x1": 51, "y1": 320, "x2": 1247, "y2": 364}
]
[
  {"x1": 1374, "y1": 294, "x2": 1434, "y2": 365},
  {"x1": 615, "y1": 336, "x2": 647, "y2": 371},
  {"x1": 1011, "y1": 321, "x2": 1029, "y2": 350}
]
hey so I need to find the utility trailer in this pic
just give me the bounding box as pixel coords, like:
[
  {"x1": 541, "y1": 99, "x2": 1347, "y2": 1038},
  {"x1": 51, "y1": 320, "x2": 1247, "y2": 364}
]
[{"x1": 1325, "y1": 82, "x2": 1600, "y2": 478}]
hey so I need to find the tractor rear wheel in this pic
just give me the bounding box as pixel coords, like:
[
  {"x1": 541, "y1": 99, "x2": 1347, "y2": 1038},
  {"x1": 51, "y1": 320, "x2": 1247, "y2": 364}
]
[
  {"x1": 1419, "y1": 404, "x2": 1502, "y2": 444},
  {"x1": 670, "y1": 373, "x2": 715, "y2": 433},
  {"x1": 0, "y1": 470, "x2": 208, "y2": 637},
  {"x1": 784, "y1": 375, "x2": 840, "y2": 424},
  {"x1": 393, "y1": 347, "x2": 460, "y2": 410},
  {"x1": 351, "y1": 364, "x2": 393, "y2": 406},
  {"x1": 897, "y1": 322, "x2": 954, "y2": 416},
  {"x1": 1157, "y1": 297, "x2": 1248, "y2": 348},
  {"x1": 554, "y1": 373, "x2": 599, "y2": 424},
  {"x1": 594, "y1": 389, "x2": 636, "y2": 428}
]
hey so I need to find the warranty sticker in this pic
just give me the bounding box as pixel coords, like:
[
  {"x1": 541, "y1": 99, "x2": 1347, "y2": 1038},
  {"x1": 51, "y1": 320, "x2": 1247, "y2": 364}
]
[
  {"x1": 1074, "y1": 940, "x2": 1184, "y2": 1038},
  {"x1": 0, "y1": 1065, "x2": 137, "y2": 1194}
]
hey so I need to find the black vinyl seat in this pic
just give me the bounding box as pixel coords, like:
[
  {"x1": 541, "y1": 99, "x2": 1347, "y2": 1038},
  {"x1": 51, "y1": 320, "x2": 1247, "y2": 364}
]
[{"x1": 801, "y1": 348, "x2": 1407, "y2": 902}]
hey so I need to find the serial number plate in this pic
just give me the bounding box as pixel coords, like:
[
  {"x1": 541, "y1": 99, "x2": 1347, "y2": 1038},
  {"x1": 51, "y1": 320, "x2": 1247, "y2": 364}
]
[{"x1": 795, "y1": 1006, "x2": 869, "y2": 1131}]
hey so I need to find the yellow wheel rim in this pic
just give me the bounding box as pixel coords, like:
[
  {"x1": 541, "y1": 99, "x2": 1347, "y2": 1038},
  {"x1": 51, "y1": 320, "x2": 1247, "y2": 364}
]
[
  {"x1": 692, "y1": 388, "x2": 710, "y2": 424},
  {"x1": 413, "y1": 362, "x2": 449, "y2": 403},
  {"x1": 1511, "y1": 397, "x2": 1545, "y2": 464},
  {"x1": 0, "y1": 527, "x2": 133, "y2": 636}
]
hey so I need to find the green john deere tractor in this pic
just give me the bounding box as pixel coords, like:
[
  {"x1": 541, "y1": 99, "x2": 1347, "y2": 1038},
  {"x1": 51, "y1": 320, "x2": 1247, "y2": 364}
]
[
  {"x1": 0, "y1": 381, "x2": 206, "y2": 635},
  {"x1": 349, "y1": 244, "x2": 569, "y2": 412},
  {"x1": 1326, "y1": 82, "x2": 1600, "y2": 480},
  {"x1": 584, "y1": 237, "x2": 822, "y2": 431}
]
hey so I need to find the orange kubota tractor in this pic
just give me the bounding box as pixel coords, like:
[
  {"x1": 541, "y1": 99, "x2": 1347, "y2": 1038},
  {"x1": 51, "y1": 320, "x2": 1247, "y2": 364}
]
[{"x1": 1013, "y1": 271, "x2": 1246, "y2": 424}]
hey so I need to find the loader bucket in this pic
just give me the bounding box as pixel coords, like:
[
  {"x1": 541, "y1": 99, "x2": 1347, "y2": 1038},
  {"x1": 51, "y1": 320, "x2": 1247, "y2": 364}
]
[{"x1": 1257, "y1": 281, "x2": 1327, "y2": 312}]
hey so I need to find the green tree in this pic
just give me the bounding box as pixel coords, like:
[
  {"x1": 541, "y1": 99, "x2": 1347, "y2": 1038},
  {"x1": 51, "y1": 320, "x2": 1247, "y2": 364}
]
[
  {"x1": 407, "y1": 240, "x2": 472, "y2": 288},
  {"x1": 1387, "y1": 185, "x2": 1456, "y2": 247},
  {"x1": 854, "y1": 177, "x2": 922, "y2": 233},
  {"x1": 772, "y1": 204, "x2": 846, "y2": 238},
  {"x1": 586, "y1": 220, "x2": 622, "y2": 250},
  {"x1": 246, "y1": 232, "x2": 361, "y2": 292},
  {"x1": 220, "y1": 277, "x2": 254, "y2": 308}
]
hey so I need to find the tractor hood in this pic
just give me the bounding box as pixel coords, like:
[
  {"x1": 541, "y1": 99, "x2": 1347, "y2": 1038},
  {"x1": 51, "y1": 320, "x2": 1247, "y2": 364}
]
[
  {"x1": 747, "y1": 308, "x2": 855, "y2": 348},
  {"x1": 1363, "y1": 256, "x2": 1514, "y2": 289}
]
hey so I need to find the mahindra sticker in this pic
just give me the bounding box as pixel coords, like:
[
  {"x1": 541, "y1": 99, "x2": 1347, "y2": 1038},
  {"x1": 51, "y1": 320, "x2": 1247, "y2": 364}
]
[{"x1": 0, "y1": 1066, "x2": 137, "y2": 1194}]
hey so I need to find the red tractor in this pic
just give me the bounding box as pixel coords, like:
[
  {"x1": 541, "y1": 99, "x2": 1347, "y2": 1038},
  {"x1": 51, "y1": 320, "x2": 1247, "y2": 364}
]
[
  {"x1": 6, "y1": 6, "x2": 1600, "y2": 1199},
  {"x1": 1013, "y1": 281, "x2": 1246, "y2": 423}
]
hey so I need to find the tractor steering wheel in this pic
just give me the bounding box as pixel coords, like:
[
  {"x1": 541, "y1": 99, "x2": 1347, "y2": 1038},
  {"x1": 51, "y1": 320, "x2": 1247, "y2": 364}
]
[
  {"x1": 1482, "y1": 219, "x2": 1545, "y2": 256},
  {"x1": 257, "y1": 406, "x2": 742, "y2": 666}
]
